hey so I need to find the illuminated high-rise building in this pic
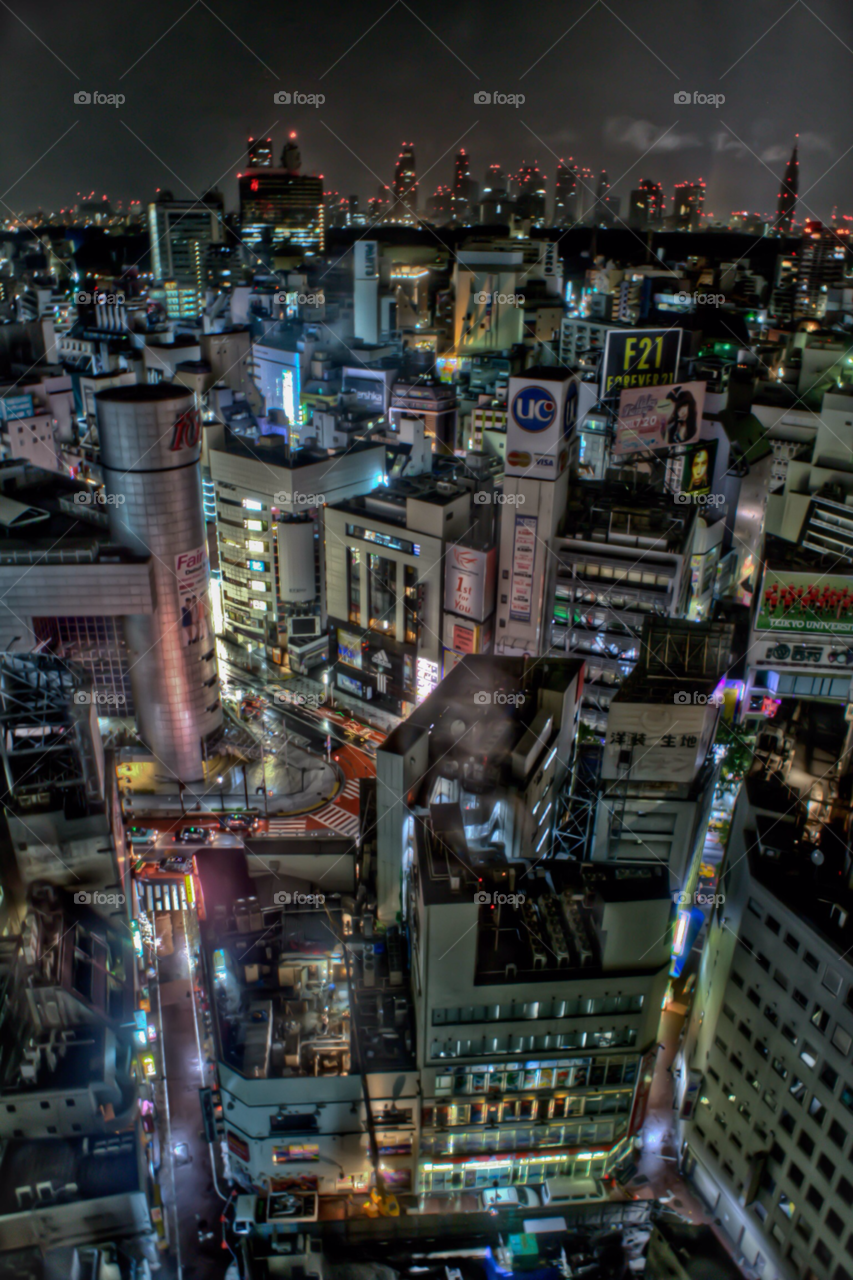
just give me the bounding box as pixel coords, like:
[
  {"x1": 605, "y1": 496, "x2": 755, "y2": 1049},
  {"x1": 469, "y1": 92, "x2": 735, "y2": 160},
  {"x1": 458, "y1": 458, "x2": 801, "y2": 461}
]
[
  {"x1": 591, "y1": 169, "x2": 612, "y2": 225},
  {"x1": 554, "y1": 158, "x2": 578, "y2": 225},
  {"x1": 388, "y1": 142, "x2": 417, "y2": 224},
  {"x1": 516, "y1": 162, "x2": 547, "y2": 226},
  {"x1": 247, "y1": 135, "x2": 273, "y2": 168},
  {"x1": 452, "y1": 148, "x2": 476, "y2": 222},
  {"x1": 775, "y1": 137, "x2": 799, "y2": 234},
  {"x1": 147, "y1": 190, "x2": 224, "y2": 319},
  {"x1": 238, "y1": 132, "x2": 324, "y2": 253},
  {"x1": 481, "y1": 165, "x2": 509, "y2": 221},
  {"x1": 96, "y1": 384, "x2": 222, "y2": 782},
  {"x1": 628, "y1": 179, "x2": 664, "y2": 229},
  {"x1": 672, "y1": 179, "x2": 706, "y2": 231}
]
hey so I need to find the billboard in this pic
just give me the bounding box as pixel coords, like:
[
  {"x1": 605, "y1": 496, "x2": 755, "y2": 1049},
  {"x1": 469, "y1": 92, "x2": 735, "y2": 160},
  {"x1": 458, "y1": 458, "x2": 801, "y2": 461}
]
[
  {"x1": 755, "y1": 570, "x2": 853, "y2": 637},
  {"x1": 601, "y1": 700, "x2": 718, "y2": 784},
  {"x1": 679, "y1": 438, "x2": 718, "y2": 500},
  {"x1": 614, "y1": 381, "x2": 706, "y2": 455},
  {"x1": 175, "y1": 546, "x2": 212, "y2": 650},
  {"x1": 342, "y1": 373, "x2": 386, "y2": 412},
  {"x1": 600, "y1": 328, "x2": 683, "y2": 398},
  {"x1": 509, "y1": 515, "x2": 538, "y2": 622},
  {"x1": 505, "y1": 372, "x2": 577, "y2": 479},
  {"x1": 444, "y1": 545, "x2": 496, "y2": 622}
]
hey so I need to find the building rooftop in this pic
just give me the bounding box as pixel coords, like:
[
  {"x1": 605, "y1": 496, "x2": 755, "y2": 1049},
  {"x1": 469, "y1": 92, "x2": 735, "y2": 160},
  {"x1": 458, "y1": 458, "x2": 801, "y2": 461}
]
[
  {"x1": 0, "y1": 1133, "x2": 141, "y2": 1217},
  {"x1": 206, "y1": 904, "x2": 414, "y2": 1079}
]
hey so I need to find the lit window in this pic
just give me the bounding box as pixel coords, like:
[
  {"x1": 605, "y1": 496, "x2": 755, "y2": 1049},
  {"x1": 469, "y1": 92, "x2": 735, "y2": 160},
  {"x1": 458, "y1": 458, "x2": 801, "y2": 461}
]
[
  {"x1": 249, "y1": 581, "x2": 267, "y2": 592},
  {"x1": 245, "y1": 520, "x2": 263, "y2": 531},
  {"x1": 242, "y1": 499, "x2": 263, "y2": 511},
  {"x1": 251, "y1": 600, "x2": 268, "y2": 612},
  {"x1": 246, "y1": 540, "x2": 265, "y2": 553}
]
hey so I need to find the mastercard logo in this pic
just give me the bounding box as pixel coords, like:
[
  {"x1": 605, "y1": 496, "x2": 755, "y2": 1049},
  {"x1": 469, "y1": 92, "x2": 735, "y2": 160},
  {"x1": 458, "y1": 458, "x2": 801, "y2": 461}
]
[{"x1": 507, "y1": 451, "x2": 532, "y2": 467}]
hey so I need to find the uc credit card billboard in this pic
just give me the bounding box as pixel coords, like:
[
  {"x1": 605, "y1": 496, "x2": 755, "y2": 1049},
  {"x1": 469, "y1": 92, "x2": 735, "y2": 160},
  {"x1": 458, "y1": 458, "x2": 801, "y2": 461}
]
[
  {"x1": 505, "y1": 369, "x2": 578, "y2": 480},
  {"x1": 600, "y1": 327, "x2": 683, "y2": 397}
]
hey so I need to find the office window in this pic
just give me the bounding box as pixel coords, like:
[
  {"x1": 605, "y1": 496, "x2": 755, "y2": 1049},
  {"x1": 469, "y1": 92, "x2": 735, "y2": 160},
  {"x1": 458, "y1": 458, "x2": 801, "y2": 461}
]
[
  {"x1": 756, "y1": 952, "x2": 771, "y2": 972},
  {"x1": 804, "y1": 951, "x2": 820, "y2": 973},
  {"x1": 774, "y1": 970, "x2": 790, "y2": 993},
  {"x1": 714, "y1": 1035, "x2": 728, "y2": 1054},
  {"x1": 841, "y1": 1083, "x2": 853, "y2": 1115},
  {"x1": 811, "y1": 1005, "x2": 830, "y2": 1034},
  {"x1": 773, "y1": 1058, "x2": 788, "y2": 1081},
  {"x1": 747, "y1": 898, "x2": 762, "y2": 918},
  {"x1": 800, "y1": 1043, "x2": 818, "y2": 1069},
  {"x1": 730, "y1": 1053, "x2": 743, "y2": 1073},
  {"x1": 817, "y1": 1154, "x2": 836, "y2": 1182},
  {"x1": 822, "y1": 968, "x2": 843, "y2": 996},
  {"x1": 789, "y1": 1077, "x2": 806, "y2": 1103},
  {"x1": 798, "y1": 1131, "x2": 815, "y2": 1157},
  {"x1": 816, "y1": 1241, "x2": 833, "y2": 1267},
  {"x1": 731, "y1": 971, "x2": 744, "y2": 990},
  {"x1": 765, "y1": 914, "x2": 780, "y2": 934},
  {"x1": 827, "y1": 1210, "x2": 844, "y2": 1238},
  {"x1": 747, "y1": 988, "x2": 762, "y2": 1009},
  {"x1": 765, "y1": 1005, "x2": 779, "y2": 1028},
  {"x1": 368, "y1": 553, "x2": 397, "y2": 638},
  {"x1": 832, "y1": 1026, "x2": 852, "y2": 1055},
  {"x1": 821, "y1": 1064, "x2": 839, "y2": 1091},
  {"x1": 838, "y1": 1176, "x2": 853, "y2": 1206},
  {"x1": 793, "y1": 989, "x2": 809, "y2": 1010},
  {"x1": 782, "y1": 1024, "x2": 798, "y2": 1046},
  {"x1": 788, "y1": 1161, "x2": 805, "y2": 1188},
  {"x1": 780, "y1": 1109, "x2": 796, "y2": 1135},
  {"x1": 807, "y1": 1186, "x2": 825, "y2": 1211},
  {"x1": 828, "y1": 1119, "x2": 848, "y2": 1150},
  {"x1": 809, "y1": 1097, "x2": 827, "y2": 1125},
  {"x1": 764, "y1": 1089, "x2": 778, "y2": 1113},
  {"x1": 722, "y1": 1003, "x2": 735, "y2": 1022},
  {"x1": 755, "y1": 1038, "x2": 769, "y2": 1059},
  {"x1": 784, "y1": 932, "x2": 800, "y2": 954}
]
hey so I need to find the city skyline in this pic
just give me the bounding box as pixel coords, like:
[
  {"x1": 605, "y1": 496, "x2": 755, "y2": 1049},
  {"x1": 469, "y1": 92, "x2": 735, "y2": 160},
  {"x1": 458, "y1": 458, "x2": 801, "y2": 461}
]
[{"x1": 1, "y1": 0, "x2": 851, "y2": 220}]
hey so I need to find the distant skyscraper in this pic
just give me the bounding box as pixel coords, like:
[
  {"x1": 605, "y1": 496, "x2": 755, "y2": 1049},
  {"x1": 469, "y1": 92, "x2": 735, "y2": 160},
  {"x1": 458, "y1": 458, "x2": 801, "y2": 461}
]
[
  {"x1": 452, "y1": 149, "x2": 475, "y2": 223},
  {"x1": 483, "y1": 164, "x2": 505, "y2": 194},
  {"x1": 453, "y1": 149, "x2": 471, "y2": 193},
  {"x1": 554, "y1": 158, "x2": 578, "y2": 225},
  {"x1": 239, "y1": 133, "x2": 325, "y2": 253},
  {"x1": 775, "y1": 138, "x2": 799, "y2": 234},
  {"x1": 628, "y1": 179, "x2": 664, "y2": 229},
  {"x1": 481, "y1": 165, "x2": 509, "y2": 221},
  {"x1": 389, "y1": 142, "x2": 417, "y2": 223},
  {"x1": 594, "y1": 169, "x2": 612, "y2": 225},
  {"x1": 672, "y1": 179, "x2": 706, "y2": 231},
  {"x1": 247, "y1": 136, "x2": 273, "y2": 168},
  {"x1": 516, "y1": 162, "x2": 547, "y2": 226}
]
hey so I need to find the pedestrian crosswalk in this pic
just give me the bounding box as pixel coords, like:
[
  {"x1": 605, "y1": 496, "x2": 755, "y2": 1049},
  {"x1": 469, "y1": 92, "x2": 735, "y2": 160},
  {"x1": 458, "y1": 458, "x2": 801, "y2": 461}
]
[
  {"x1": 266, "y1": 817, "x2": 308, "y2": 836},
  {"x1": 312, "y1": 803, "x2": 360, "y2": 838},
  {"x1": 341, "y1": 779, "x2": 361, "y2": 800}
]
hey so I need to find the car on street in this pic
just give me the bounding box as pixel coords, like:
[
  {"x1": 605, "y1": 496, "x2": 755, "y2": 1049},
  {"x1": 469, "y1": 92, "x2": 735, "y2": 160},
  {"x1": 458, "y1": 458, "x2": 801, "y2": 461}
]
[
  {"x1": 179, "y1": 826, "x2": 209, "y2": 844},
  {"x1": 480, "y1": 1185, "x2": 541, "y2": 1210},
  {"x1": 159, "y1": 855, "x2": 194, "y2": 873},
  {"x1": 128, "y1": 826, "x2": 156, "y2": 844},
  {"x1": 222, "y1": 813, "x2": 259, "y2": 833}
]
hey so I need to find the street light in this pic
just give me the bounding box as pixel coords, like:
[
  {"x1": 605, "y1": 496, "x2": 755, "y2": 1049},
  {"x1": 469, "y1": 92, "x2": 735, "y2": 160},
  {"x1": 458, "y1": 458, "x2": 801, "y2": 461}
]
[{"x1": 217, "y1": 775, "x2": 225, "y2": 812}]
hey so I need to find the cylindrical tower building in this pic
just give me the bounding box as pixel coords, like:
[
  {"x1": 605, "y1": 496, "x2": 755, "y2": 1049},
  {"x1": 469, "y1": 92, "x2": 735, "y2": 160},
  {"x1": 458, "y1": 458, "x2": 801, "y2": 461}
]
[{"x1": 96, "y1": 384, "x2": 222, "y2": 781}]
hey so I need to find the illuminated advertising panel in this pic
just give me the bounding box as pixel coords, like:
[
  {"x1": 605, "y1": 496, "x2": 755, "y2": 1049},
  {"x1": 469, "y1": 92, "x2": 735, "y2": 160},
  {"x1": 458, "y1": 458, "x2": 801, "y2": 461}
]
[
  {"x1": 755, "y1": 569, "x2": 853, "y2": 637},
  {"x1": 614, "y1": 380, "x2": 706, "y2": 455},
  {"x1": 600, "y1": 328, "x2": 682, "y2": 397}
]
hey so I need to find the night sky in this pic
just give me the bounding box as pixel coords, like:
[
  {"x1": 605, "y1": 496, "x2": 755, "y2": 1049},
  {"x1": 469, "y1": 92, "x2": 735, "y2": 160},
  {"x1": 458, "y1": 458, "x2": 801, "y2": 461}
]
[{"x1": 2, "y1": 0, "x2": 851, "y2": 222}]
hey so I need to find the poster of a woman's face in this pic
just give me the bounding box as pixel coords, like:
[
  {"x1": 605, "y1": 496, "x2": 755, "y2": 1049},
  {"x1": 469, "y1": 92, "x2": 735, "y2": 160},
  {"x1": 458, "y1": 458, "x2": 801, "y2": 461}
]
[
  {"x1": 666, "y1": 388, "x2": 698, "y2": 444},
  {"x1": 683, "y1": 443, "x2": 714, "y2": 496}
]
